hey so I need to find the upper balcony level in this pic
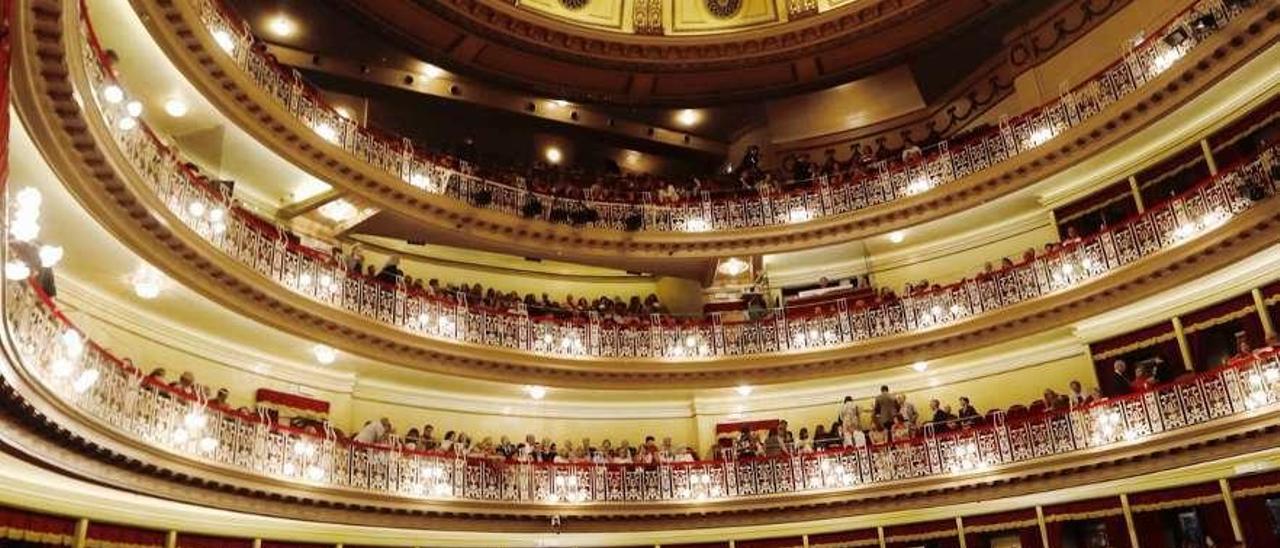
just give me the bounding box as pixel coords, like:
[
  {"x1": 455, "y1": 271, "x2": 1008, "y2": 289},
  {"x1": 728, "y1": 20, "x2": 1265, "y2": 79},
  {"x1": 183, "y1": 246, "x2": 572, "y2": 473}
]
[
  {"x1": 121, "y1": 0, "x2": 1280, "y2": 270},
  {"x1": 11, "y1": 0, "x2": 1280, "y2": 388}
]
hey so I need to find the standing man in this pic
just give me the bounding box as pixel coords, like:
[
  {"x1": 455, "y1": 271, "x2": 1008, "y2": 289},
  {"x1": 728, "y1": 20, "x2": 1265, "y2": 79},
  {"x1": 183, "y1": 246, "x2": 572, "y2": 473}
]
[{"x1": 873, "y1": 385, "x2": 899, "y2": 430}]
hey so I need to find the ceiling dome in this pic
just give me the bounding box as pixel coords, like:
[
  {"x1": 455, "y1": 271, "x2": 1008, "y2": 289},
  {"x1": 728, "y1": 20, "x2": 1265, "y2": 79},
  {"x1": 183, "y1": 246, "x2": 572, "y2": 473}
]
[{"x1": 336, "y1": 0, "x2": 1020, "y2": 104}]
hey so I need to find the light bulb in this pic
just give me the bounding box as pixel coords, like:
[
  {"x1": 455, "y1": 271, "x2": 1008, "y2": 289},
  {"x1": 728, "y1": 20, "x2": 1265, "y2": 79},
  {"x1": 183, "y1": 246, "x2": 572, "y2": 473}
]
[
  {"x1": 118, "y1": 117, "x2": 138, "y2": 131},
  {"x1": 61, "y1": 330, "x2": 84, "y2": 359},
  {"x1": 312, "y1": 344, "x2": 337, "y2": 364},
  {"x1": 4, "y1": 261, "x2": 31, "y2": 280},
  {"x1": 102, "y1": 84, "x2": 125, "y2": 104},
  {"x1": 38, "y1": 245, "x2": 63, "y2": 267},
  {"x1": 163, "y1": 98, "x2": 189, "y2": 117},
  {"x1": 212, "y1": 29, "x2": 235, "y2": 53},
  {"x1": 184, "y1": 411, "x2": 208, "y2": 430},
  {"x1": 198, "y1": 437, "x2": 218, "y2": 452},
  {"x1": 187, "y1": 201, "x2": 206, "y2": 217},
  {"x1": 10, "y1": 220, "x2": 39, "y2": 242},
  {"x1": 15, "y1": 187, "x2": 42, "y2": 210},
  {"x1": 525, "y1": 385, "x2": 547, "y2": 400},
  {"x1": 126, "y1": 100, "x2": 143, "y2": 117},
  {"x1": 735, "y1": 385, "x2": 753, "y2": 397},
  {"x1": 73, "y1": 369, "x2": 99, "y2": 394},
  {"x1": 49, "y1": 358, "x2": 75, "y2": 378}
]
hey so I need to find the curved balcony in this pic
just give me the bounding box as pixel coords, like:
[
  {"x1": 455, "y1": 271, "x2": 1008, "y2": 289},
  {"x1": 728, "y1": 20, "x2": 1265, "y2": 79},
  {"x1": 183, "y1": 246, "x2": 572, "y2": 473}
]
[
  {"x1": 14, "y1": 0, "x2": 1280, "y2": 388},
  {"x1": 6, "y1": 277, "x2": 1280, "y2": 512},
  {"x1": 129, "y1": 0, "x2": 1280, "y2": 264}
]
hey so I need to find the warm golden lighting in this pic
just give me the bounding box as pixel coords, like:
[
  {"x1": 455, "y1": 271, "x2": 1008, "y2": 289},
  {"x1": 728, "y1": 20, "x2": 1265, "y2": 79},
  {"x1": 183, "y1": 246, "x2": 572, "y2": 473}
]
[
  {"x1": 317, "y1": 199, "x2": 358, "y2": 222},
  {"x1": 676, "y1": 109, "x2": 701, "y2": 127},
  {"x1": 163, "y1": 98, "x2": 189, "y2": 118},
  {"x1": 267, "y1": 14, "x2": 297, "y2": 37},
  {"x1": 544, "y1": 146, "x2": 563, "y2": 164}
]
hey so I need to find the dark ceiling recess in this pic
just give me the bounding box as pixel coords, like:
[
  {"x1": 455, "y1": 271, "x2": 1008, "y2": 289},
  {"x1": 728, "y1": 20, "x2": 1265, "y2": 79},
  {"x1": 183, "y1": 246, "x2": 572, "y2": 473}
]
[{"x1": 227, "y1": 0, "x2": 1057, "y2": 107}]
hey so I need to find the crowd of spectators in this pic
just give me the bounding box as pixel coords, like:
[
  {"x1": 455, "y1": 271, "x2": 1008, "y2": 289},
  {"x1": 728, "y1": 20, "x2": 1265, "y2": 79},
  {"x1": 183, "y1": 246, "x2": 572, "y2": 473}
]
[{"x1": 339, "y1": 378, "x2": 1112, "y2": 466}]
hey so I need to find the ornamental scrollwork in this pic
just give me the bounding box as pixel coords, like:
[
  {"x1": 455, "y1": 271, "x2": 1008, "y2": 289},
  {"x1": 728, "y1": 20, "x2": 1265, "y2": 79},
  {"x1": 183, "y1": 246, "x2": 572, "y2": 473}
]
[
  {"x1": 559, "y1": 0, "x2": 589, "y2": 10},
  {"x1": 705, "y1": 0, "x2": 742, "y2": 19}
]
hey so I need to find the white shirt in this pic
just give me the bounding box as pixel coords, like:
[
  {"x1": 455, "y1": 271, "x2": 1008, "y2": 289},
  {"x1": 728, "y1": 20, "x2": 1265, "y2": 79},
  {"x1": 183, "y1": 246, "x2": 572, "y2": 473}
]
[{"x1": 353, "y1": 421, "x2": 385, "y2": 444}]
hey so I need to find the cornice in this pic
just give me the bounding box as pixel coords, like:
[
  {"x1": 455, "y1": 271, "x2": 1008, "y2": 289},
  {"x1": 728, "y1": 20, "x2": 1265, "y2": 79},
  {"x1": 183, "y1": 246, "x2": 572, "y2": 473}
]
[
  {"x1": 1072, "y1": 241, "x2": 1280, "y2": 342},
  {"x1": 767, "y1": 209, "x2": 1051, "y2": 287},
  {"x1": 129, "y1": 0, "x2": 1280, "y2": 265},
  {"x1": 54, "y1": 276, "x2": 357, "y2": 394}
]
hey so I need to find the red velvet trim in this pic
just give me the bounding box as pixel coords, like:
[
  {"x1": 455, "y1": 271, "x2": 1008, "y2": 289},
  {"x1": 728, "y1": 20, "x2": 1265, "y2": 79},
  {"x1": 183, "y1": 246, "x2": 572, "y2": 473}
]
[
  {"x1": 736, "y1": 536, "x2": 804, "y2": 548},
  {"x1": 963, "y1": 507, "x2": 1039, "y2": 528},
  {"x1": 884, "y1": 518, "x2": 956, "y2": 537},
  {"x1": 1128, "y1": 481, "x2": 1220, "y2": 508},
  {"x1": 1042, "y1": 496, "x2": 1122, "y2": 518},
  {"x1": 254, "y1": 388, "x2": 330, "y2": 414},
  {"x1": 1229, "y1": 470, "x2": 1280, "y2": 494},
  {"x1": 808, "y1": 528, "x2": 879, "y2": 544},
  {"x1": 1053, "y1": 179, "x2": 1133, "y2": 222},
  {"x1": 1090, "y1": 321, "x2": 1174, "y2": 356},
  {"x1": 1208, "y1": 93, "x2": 1280, "y2": 148},
  {"x1": 716, "y1": 419, "x2": 781, "y2": 435},
  {"x1": 1136, "y1": 143, "x2": 1205, "y2": 187},
  {"x1": 177, "y1": 534, "x2": 253, "y2": 548},
  {"x1": 0, "y1": 506, "x2": 75, "y2": 536},
  {"x1": 1180, "y1": 294, "x2": 1256, "y2": 330},
  {"x1": 87, "y1": 523, "x2": 166, "y2": 546},
  {"x1": 259, "y1": 542, "x2": 330, "y2": 548}
]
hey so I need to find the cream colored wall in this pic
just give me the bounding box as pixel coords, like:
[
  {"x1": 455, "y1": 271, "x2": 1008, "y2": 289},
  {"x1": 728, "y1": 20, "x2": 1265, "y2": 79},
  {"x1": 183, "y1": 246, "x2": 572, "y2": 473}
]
[
  {"x1": 67, "y1": 311, "x2": 354, "y2": 423},
  {"x1": 764, "y1": 65, "x2": 926, "y2": 144},
  {"x1": 871, "y1": 221, "x2": 1058, "y2": 292},
  {"x1": 1011, "y1": 0, "x2": 1187, "y2": 109},
  {"x1": 692, "y1": 352, "x2": 1097, "y2": 453},
  {"x1": 656, "y1": 275, "x2": 706, "y2": 315}
]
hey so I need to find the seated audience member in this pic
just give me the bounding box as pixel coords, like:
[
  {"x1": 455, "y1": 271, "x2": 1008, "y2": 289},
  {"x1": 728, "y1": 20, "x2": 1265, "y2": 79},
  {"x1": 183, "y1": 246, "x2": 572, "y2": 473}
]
[
  {"x1": 735, "y1": 427, "x2": 758, "y2": 459},
  {"x1": 209, "y1": 387, "x2": 231, "y2": 410},
  {"x1": 896, "y1": 394, "x2": 918, "y2": 425},
  {"x1": 927, "y1": 399, "x2": 951, "y2": 429},
  {"x1": 796, "y1": 427, "x2": 814, "y2": 453},
  {"x1": 1066, "y1": 380, "x2": 1088, "y2": 407},
  {"x1": 1042, "y1": 389, "x2": 1069, "y2": 412},
  {"x1": 763, "y1": 428, "x2": 784, "y2": 456},
  {"x1": 420, "y1": 424, "x2": 437, "y2": 450},
  {"x1": 376, "y1": 255, "x2": 404, "y2": 284},
  {"x1": 889, "y1": 415, "x2": 911, "y2": 442},
  {"x1": 1130, "y1": 365, "x2": 1158, "y2": 392},
  {"x1": 169, "y1": 371, "x2": 205, "y2": 397},
  {"x1": 354, "y1": 417, "x2": 393, "y2": 444},
  {"x1": 404, "y1": 428, "x2": 421, "y2": 449},
  {"x1": 868, "y1": 423, "x2": 889, "y2": 446}
]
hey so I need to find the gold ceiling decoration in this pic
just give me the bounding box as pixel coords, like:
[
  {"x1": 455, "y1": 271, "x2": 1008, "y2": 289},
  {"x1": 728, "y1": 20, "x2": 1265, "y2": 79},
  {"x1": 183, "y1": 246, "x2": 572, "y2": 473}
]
[
  {"x1": 632, "y1": 0, "x2": 664, "y2": 35},
  {"x1": 705, "y1": 0, "x2": 743, "y2": 19},
  {"x1": 559, "y1": 0, "x2": 589, "y2": 10}
]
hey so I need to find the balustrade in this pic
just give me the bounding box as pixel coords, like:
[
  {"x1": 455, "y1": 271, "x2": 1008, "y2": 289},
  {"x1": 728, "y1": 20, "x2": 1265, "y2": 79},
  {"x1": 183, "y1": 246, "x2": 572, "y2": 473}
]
[
  {"x1": 5, "y1": 280, "x2": 1279, "y2": 504},
  {"x1": 184, "y1": 0, "x2": 1242, "y2": 232}
]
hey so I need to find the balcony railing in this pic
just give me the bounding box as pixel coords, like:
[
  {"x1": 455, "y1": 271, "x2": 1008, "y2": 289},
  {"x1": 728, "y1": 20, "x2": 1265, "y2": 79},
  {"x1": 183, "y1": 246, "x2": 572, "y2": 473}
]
[
  {"x1": 74, "y1": 0, "x2": 1280, "y2": 361},
  {"x1": 182, "y1": 0, "x2": 1243, "y2": 233},
  {"x1": 6, "y1": 278, "x2": 1280, "y2": 505}
]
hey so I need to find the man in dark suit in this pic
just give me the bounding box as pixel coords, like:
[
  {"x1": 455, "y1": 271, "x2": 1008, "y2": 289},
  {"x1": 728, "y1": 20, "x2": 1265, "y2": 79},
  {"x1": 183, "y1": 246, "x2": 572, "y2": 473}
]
[{"x1": 1110, "y1": 360, "x2": 1131, "y2": 395}]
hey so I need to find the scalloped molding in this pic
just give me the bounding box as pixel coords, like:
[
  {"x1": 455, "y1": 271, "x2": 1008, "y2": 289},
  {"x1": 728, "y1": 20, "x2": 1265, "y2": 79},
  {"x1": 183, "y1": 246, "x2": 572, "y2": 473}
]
[{"x1": 1073, "y1": 242, "x2": 1280, "y2": 342}]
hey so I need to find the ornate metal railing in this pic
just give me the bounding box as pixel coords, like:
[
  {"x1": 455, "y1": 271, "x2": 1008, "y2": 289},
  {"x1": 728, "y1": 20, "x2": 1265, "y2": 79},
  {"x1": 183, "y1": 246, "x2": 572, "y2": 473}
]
[
  {"x1": 181, "y1": 0, "x2": 1243, "y2": 232},
  {"x1": 6, "y1": 278, "x2": 1280, "y2": 504},
  {"x1": 75, "y1": 0, "x2": 1280, "y2": 360}
]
